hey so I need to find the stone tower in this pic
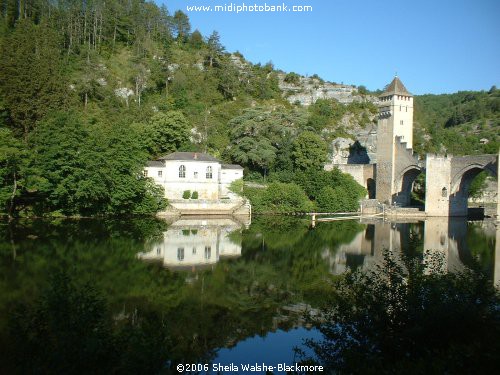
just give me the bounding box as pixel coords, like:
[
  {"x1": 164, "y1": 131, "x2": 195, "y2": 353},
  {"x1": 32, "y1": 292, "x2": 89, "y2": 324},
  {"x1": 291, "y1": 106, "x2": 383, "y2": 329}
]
[{"x1": 375, "y1": 76, "x2": 414, "y2": 204}]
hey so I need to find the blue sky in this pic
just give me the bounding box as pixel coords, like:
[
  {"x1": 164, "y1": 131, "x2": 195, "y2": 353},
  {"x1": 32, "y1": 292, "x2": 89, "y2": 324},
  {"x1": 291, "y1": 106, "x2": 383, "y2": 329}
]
[{"x1": 158, "y1": 0, "x2": 499, "y2": 94}]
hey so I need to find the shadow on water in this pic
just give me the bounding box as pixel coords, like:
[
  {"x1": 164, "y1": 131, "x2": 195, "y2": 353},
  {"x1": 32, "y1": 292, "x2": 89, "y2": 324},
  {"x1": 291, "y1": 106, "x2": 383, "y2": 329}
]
[{"x1": 0, "y1": 216, "x2": 497, "y2": 373}]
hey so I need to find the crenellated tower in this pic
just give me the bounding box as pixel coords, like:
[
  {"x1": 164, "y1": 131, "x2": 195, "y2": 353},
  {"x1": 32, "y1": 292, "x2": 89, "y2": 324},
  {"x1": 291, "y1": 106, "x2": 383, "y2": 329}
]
[{"x1": 375, "y1": 76, "x2": 416, "y2": 204}]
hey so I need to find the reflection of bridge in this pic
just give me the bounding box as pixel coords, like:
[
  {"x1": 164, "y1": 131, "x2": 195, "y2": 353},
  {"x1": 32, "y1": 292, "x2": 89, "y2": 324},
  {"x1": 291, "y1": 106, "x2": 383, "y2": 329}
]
[
  {"x1": 137, "y1": 217, "x2": 246, "y2": 271},
  {"x1": 323, "y1": 218, "x2": 499, "y2": 286}
]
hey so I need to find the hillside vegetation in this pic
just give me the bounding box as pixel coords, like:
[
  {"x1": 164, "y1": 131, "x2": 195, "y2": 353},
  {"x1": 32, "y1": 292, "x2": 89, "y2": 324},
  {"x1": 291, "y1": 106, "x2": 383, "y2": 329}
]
[
  {"x1": 413, "y1": 89, "x2": 499, "y2": 156},
  {"x1": 0, "y1": 0, "x2": 497, "y2": 216}
]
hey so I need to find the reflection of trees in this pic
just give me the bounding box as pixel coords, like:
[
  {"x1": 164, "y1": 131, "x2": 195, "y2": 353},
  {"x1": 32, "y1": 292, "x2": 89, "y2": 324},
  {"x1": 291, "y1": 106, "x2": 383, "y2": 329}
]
[
  {"x1": 0, "y1": 217, "x2": 338, "y2": 371},
  {"x1": 465, "y1": 223, "x2": 495, "y2": 276},
  {"x1": 2, "y1": 271, "x2": 174, "y2": 374},
  {"x1": 302, "y1": 250, "x2": 499, "y2": 374},
  {"x1": 314, "y1": 221, "x2": 365, "y2": 249}
]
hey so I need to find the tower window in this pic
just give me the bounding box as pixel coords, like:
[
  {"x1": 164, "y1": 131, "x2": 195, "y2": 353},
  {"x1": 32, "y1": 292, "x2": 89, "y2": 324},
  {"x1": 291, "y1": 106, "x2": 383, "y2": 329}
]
[
  {"x1": 179, "y1": 165, "x2": 186, "y2": 178},
  {"x1": 442, "y1": 187, "x2": 448, "y2": 197}
]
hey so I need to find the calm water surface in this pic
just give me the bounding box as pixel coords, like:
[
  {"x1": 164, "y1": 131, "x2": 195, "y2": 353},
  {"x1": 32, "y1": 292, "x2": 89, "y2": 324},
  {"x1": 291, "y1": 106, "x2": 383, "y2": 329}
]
[{"x1": 0, "y1": 216, "x2": 496, "y2": 373}]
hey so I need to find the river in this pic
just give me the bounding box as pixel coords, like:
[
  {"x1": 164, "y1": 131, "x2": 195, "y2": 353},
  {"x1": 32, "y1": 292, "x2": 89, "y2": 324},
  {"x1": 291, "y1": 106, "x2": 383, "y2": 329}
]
[{"x1": 0, "y1": 216, "x2": 497, "y2": 373}]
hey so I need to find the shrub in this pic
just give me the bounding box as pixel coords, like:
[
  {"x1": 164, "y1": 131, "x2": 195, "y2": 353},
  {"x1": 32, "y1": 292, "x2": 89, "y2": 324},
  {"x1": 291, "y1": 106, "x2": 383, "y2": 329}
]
[
  {"x1": 261, "y1": 182, "x2": 313, "y2": 214},
  {"x1": 284, "y1": 72, "x2": 301, "y2": 85},
  {"x1": 294, "y1": 168, "x2": 366, "y2": 208},
  {"x1": 190, "y1": 191, "x2": 198, "y2": 199},
  {"x1": 228, "y1": 179, "x2": 244, "y2": 195},
  {"x1": 182, "y1": 190, "x2": 191, "y2": 199}
]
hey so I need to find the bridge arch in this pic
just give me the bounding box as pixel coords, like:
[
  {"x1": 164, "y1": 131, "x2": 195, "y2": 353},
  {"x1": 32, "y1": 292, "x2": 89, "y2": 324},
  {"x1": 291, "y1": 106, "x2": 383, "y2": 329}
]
[
  {"x1": 448, "y1": 161, "x2": 497, "y2": 216},
  {"x1": 392, "y1": 165, "x2": 424, "y2": 206},
  {"x1": 450, "y1": 163, "x2": 497, "y2": 197}
]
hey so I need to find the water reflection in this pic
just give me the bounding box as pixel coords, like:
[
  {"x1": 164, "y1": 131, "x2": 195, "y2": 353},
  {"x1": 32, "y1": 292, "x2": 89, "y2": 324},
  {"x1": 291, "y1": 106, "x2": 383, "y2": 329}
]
[
  {"x1": 325, "y1": 217, "x2": 498, "y2": 283},
  {"x1": 0, "y1": 216, "x2": 497, "y2": 373},
  {"x1": 138, "y1": 217, "x2": 247, "y2": 271}
]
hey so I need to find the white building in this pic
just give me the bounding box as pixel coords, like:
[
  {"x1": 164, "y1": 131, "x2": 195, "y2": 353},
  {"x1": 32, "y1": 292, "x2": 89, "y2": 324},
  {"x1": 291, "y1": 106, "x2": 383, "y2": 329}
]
[{"x1": 144, "y1": 152, "x2": 243, "y2": 200}]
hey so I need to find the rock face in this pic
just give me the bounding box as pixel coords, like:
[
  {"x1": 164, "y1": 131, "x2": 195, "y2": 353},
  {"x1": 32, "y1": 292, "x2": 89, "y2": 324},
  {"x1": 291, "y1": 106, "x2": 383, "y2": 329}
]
[
  {"x1": 278, "y1": 73, "x2": 380, "y2": 106},
  {"x1": 329, "y1": 128, "x2": 378, "y2": 165},
  {"x1": 469, "y1": 176, "x2": 498, "y2": 204}
]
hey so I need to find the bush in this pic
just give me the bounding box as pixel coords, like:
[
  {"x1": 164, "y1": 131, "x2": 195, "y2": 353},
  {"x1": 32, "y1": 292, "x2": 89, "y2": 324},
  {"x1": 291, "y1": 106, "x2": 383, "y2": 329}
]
[
  {"x1": 182, "y1": 190, "x2": 191, "y2": 199},
  {"x1": 228, "y1": 179, "x2": 244, "y2": 195},
  {"x1": 283, "y1": 72, "x2": 301, "y2": 85},
  {"x1": 316, "y1": 186, "x2": 346, "y2": 212},
  {"x1": 190, "y1": 191, "x2": 198, "y2": 199},
  {"x1": 260, "y1": 182, "x2": 313, "y2": 214},
  {"x1": 294, "y1": 168, "x2": 367, "y2": 204}
]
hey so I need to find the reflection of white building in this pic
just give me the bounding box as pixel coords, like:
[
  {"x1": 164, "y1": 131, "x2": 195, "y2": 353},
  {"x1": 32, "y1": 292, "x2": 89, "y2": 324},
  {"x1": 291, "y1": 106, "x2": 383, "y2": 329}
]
[
  {"x1": 144, "y1": 152, "x2": 243, "y2": 200},
  {"x1": 138, "y1": 217, "x2": 243, "y2": 271}
]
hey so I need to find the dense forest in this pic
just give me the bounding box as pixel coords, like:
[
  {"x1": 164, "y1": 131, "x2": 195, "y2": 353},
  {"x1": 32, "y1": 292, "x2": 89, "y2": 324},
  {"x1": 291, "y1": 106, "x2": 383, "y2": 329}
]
[
  {"x1": 0, "y1": 0, "x2": 497, "y2": 217},
  {"x1": 413, "y1": 88, "x2": 499, "y2": 156}
]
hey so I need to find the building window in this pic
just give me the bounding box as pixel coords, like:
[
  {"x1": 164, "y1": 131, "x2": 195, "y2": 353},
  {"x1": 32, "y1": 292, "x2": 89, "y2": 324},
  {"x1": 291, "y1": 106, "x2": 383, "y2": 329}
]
[
  {"x1": 177, "y1": 247, "x2": 184, "y2": 261},
  {"x1": 192, "y1": 247, "x2": 197, "y2": 254},
  {"x1": 157, "y1": 247, "x2": 161, "y2": 255},
  {"x1": 204, "y1": 246, "x2": 211, "y2": 259},
  {"x1": 441, "y1": 187, "x2": 448, "y2": 197},
  {"x1": 400, "y1": 120, "x2": 404, "y2": 125},
  {"x1": 206, "y1": 166, "x2": 213, "y2": 179},
  {"x1": 143, "y1": 170, "x2": 148, "y2": 177},
  {"x1": 179, "y1": 165, "x2": 186, "y2": 178},
  {"x1": 158, "y1": 170, "x2": 162, "y2": 177},
  {"x1": 406, "y1": 106, "x2": 408, "y2": 112},
  {"x1": 194, "y1": 171, "x2": 198, "y2": 179}
]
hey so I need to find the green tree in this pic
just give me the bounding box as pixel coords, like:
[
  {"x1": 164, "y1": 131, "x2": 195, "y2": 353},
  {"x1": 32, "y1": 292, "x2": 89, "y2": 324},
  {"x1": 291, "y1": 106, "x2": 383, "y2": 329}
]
[
  {"x1": 147, "y1": 111, "x2": 191, "y2": 156},
  {"x1": 0, "y1": 20, "x2": 68, "y2": 138},
  {"x1": 172, "y1": 10, "x2": 191, "y2": 41},
  {"x1": 30, "y1": 112, "x2": 166, "y2": 215},
  {"x1": 292, "y1": 131, "x2": 328, "y2": 171},
  {"x1": 206, "y1": 30, "x2": 225, "y2": 68},
  {"x1": 0, "y1": 128, "x2": 28, "y2": 217},
  {"x1": 228, "y1": 107, "x2": 307, "y2": 175}
]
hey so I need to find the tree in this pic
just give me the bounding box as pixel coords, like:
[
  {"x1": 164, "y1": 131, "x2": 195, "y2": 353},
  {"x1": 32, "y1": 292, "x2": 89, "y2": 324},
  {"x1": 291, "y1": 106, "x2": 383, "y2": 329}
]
[
  {"x1": 30, "y1": 112, "x2": 166, "y2": 215},
  {"x1": 148, "y1": 111, "x2": 191, "y2": 156},
  {"x1": 228, "y1": 107, "x2": 307, "y2": 175},
  {"x1": 292, "y1": 131, "x2": 328, "y2": 171},
  {"x1": 0, "y1": 20, "x2": 68, "y2": 138},
  {"x1": 357, "y1": 85, "x2": 368, "y2": 95},
  {"x1": 189, "y1": 29, "x2": 203, "y2": 49},
  {"x1": 172, "y1": 10, "x2": 190, "y2": 41},
  {"x1": 0, "y1": 128, "x2": 28, "y2": 217},
  {"x1": 206, "y1": 30, "x2": 225, "y2": 68}
]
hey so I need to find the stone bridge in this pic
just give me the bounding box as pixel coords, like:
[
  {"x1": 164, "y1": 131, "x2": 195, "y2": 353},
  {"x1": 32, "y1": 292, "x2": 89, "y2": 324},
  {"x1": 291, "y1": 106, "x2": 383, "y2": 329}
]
[
  {"x1": 425, "y1": 153, "x2": 499, "y2": 217},
  {"x1": 326, "y1": 76, "x2": 499, "y2": 218}
]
